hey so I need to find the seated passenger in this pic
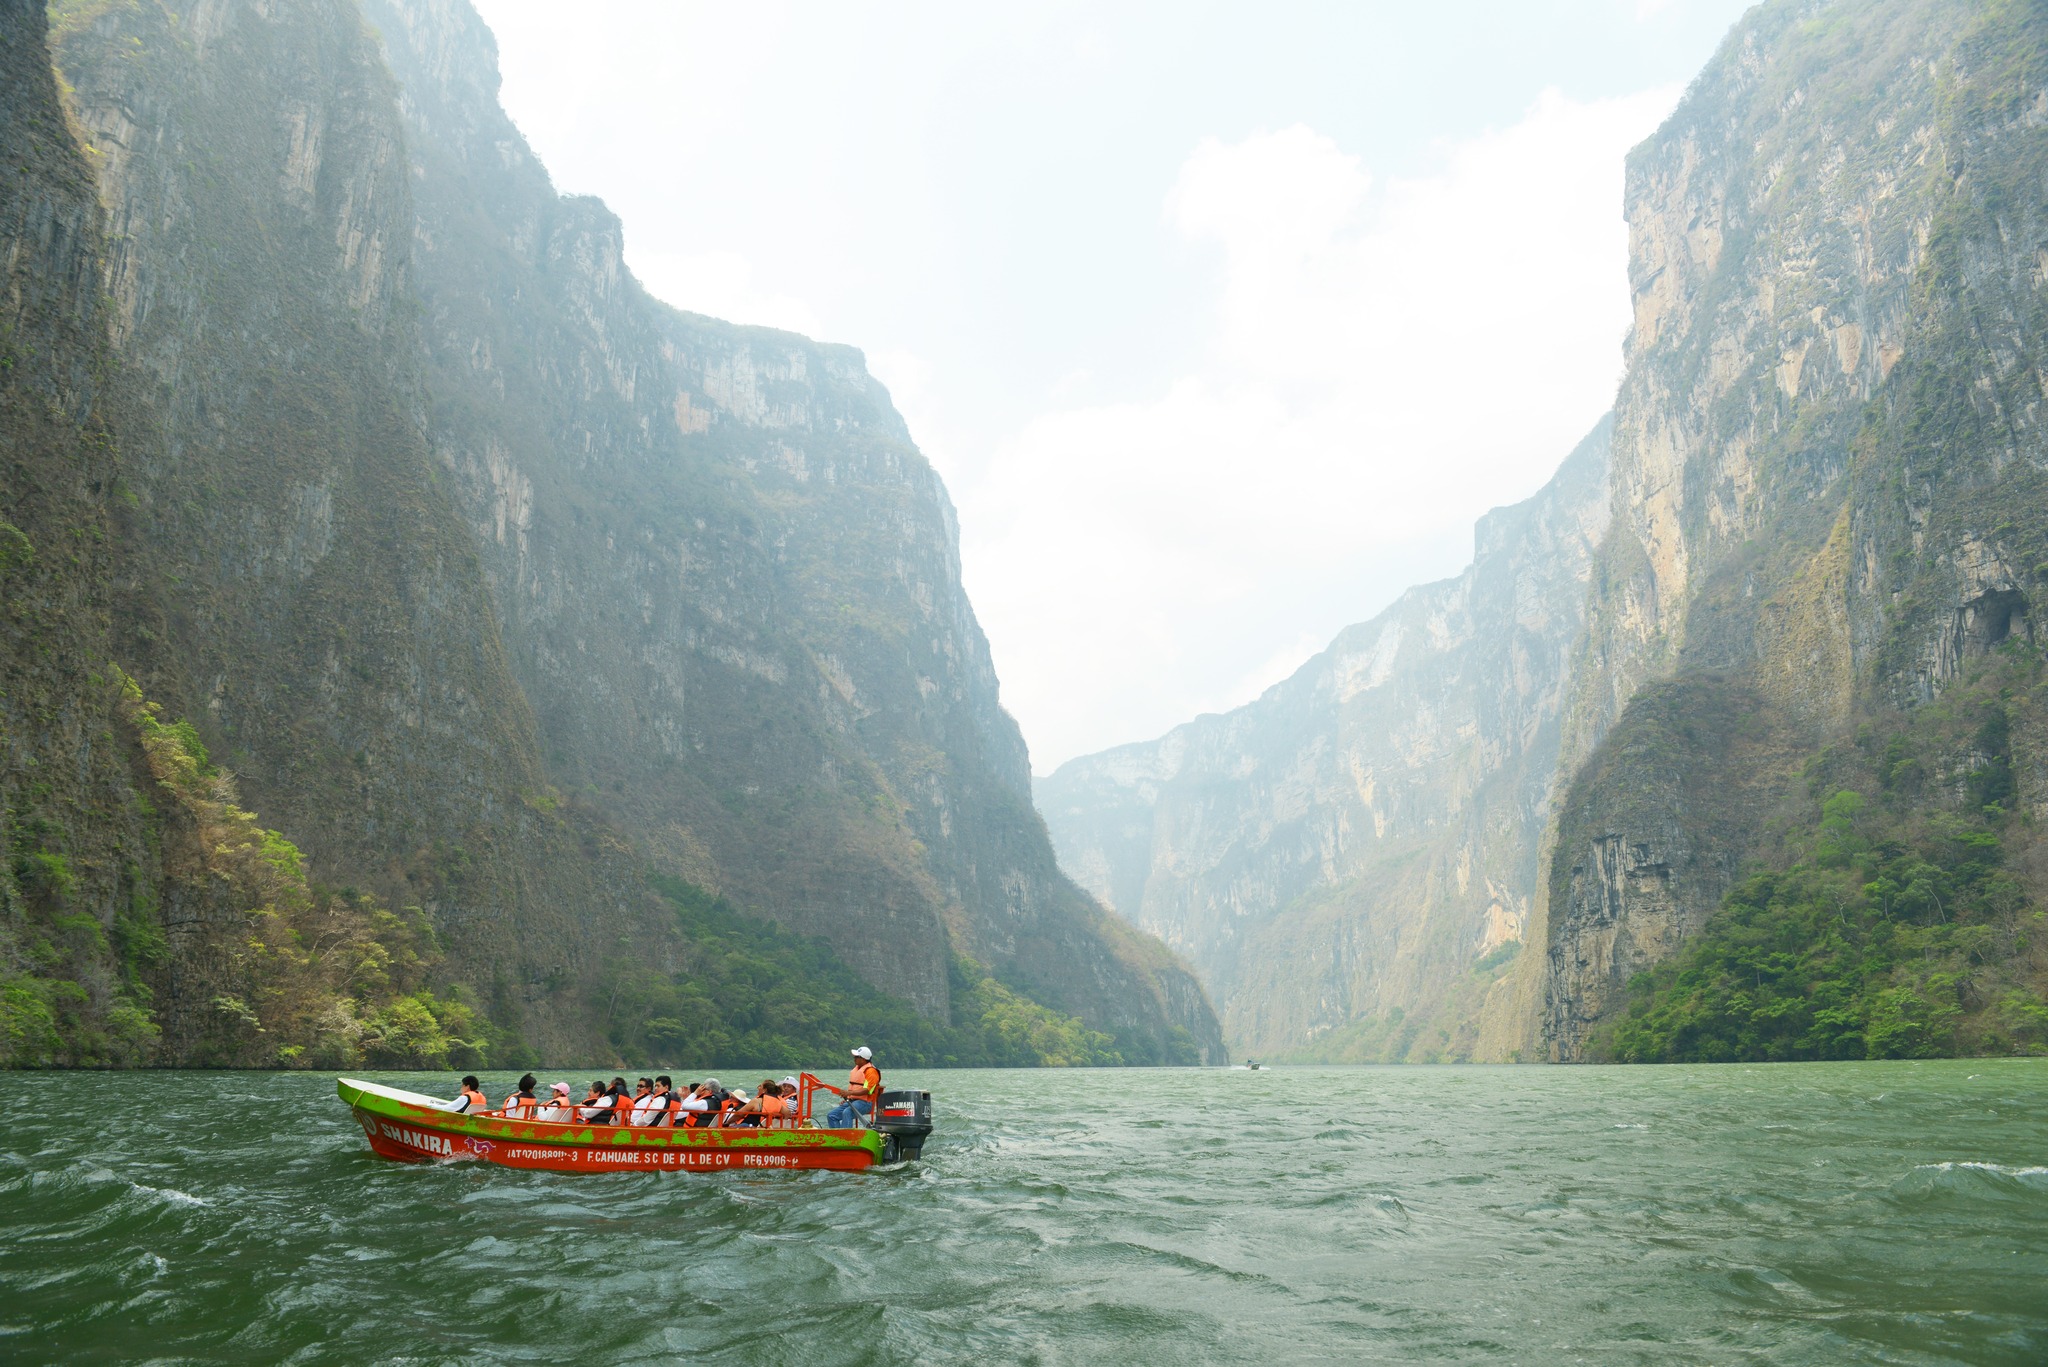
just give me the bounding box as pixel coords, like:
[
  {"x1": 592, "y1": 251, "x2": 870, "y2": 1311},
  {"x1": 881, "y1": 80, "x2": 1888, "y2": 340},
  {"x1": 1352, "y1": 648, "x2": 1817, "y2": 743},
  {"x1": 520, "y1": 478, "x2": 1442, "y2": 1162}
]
[
  {"x1": 824, "y1": 1047, "x2": 881, "y2": 1129},
  {"x1": 501, "y1": 1073, "x2": 538, "y2": 1118},
  {"x1": 595, "y1": 1076, "x2": 631, "y2": 1125},
  {"x1": 716, "y1": 1088, "x2": 749, "y2": 1127},
  {"x1": 648, "y1": 1076, "x2": 678, "y2": 1126},
  {"x1": 779, "y1": 1077, "x2": 802, "y2": 1124},
  {"x1": 760, "y1": 1078, "x2": 794, "y2": 1126},
  {"x1": 732, "y1": 1080, "x2": 778, "y2": 1128},
  {"x1": 578, "y1": 1081, "x2": 611, "y2": 1124},
  {"x1": 677, "y1": 1081, "x2": 714, "y2": 1127},
  {"x1": 452, "y1": 1075, "x2": 489, "y2": 1113},
  {"x1": 537, "y1": 1081, "x2": 574, "y2": 1122},
  {"x1": 627, "y1": 1077, "x2": 656, "y2": 1125}
]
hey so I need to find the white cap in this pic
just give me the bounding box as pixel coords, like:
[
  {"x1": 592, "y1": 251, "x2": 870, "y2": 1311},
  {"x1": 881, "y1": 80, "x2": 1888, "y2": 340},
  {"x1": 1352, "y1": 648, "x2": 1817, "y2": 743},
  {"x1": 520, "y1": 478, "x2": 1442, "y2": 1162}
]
[
  {"x1": 851, "y1": 1046, "x2": 873, "y2": 1060},
  {"x1": 780, "y1": 1076, "x2": 798, "y2": 1087}
]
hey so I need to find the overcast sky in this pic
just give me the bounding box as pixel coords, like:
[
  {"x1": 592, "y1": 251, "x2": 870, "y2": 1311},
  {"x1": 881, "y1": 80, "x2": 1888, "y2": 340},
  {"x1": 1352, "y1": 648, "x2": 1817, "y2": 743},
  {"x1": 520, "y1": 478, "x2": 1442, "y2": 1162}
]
[{"x1": 471, "y1": 0, "x2": 1755, "y2": 771}]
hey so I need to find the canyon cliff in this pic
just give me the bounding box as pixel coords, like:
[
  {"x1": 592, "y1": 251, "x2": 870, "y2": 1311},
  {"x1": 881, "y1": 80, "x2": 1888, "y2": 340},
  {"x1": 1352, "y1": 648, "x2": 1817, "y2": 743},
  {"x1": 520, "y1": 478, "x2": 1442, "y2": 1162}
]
[
  {"x1": 1047, "y1": 0, "x2": 2048, "y2": 1062},
  {"x1": 0, "y1": 0, "x2": 1220, "y2": 1067},
  {"x1": 1040, "y1": 421, "x2": 1610, "y2": 1059},
  {"x1": 1491, "y1": 0, "x2": 2048, "y2": 1061}
]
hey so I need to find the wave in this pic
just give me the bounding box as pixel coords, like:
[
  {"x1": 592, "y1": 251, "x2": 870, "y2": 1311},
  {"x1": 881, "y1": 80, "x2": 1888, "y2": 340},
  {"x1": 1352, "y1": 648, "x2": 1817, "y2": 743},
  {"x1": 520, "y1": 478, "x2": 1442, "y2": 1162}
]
[
  {"x1": 1889, "y1": 1161, "x2": 2048, "y2": 1206},
  {"x1": 126, "y1": 1182, "x2": 212, "y2": 1209}
]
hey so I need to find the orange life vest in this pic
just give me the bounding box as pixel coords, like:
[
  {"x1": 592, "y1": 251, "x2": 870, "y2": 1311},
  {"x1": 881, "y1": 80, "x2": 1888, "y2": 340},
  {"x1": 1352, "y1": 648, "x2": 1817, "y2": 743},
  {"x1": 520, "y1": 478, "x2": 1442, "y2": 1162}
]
[
  {"x1": 460, "y1": 1087, "x2": 489, "y2": 1112},
  {"x1": 849, "y1": 1062, "x2": 881, "y2": 1101},
  {"x1": 501, "y1": 1092, "x2": 534, "y2": 1118}
]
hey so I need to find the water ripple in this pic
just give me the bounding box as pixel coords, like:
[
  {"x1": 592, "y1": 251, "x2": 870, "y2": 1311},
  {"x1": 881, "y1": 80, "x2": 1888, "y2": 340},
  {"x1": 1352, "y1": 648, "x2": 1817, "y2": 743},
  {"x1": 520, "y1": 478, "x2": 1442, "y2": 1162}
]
[{"x1": 0, "y1": 1061, "x2": 2044, "y2": 1363}]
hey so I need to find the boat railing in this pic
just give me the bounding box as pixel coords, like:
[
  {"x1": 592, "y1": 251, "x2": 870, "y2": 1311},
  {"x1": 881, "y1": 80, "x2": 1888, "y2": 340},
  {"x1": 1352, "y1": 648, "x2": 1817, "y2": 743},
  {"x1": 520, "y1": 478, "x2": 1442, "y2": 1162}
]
[{"x1": 470, "y1": 1077, "x2": 843, "y2": 1131}]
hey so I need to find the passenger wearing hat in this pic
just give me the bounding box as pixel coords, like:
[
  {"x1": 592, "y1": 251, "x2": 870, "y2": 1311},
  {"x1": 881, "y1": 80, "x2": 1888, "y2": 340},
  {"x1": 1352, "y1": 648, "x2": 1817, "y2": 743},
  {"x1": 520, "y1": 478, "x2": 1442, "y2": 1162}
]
[
  {"x1": 715, "y1": 1087, "x2": 750, "y2": 1127},
  {"x1": 824, "y1": 1046, "x2": 882, "y2": 1129},
  {"x1": 537, "y1": 1082, "x2": 574, "y2": 1122},
  {"x1": 777, "y1": 1077, "x2": 802, "y2": 1125}
]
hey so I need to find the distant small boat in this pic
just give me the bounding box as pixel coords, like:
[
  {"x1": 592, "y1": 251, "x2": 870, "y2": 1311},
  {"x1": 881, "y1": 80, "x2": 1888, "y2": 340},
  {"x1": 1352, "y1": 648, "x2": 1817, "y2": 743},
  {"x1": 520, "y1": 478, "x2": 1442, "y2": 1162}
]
[
  {"x1": 1243, "y1": 1059, "x2": 1262, "y2": 1070},
  {"x1": 338, "y1": 1076, "x2": 933, "y2": 1172}
]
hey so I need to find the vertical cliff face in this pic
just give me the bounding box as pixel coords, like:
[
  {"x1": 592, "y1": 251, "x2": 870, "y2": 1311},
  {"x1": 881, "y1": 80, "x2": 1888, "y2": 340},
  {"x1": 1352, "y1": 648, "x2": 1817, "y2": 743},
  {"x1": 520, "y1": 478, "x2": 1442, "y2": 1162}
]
[
  {"x1": 0, "y1": 0, "x2": 146, "y2": 1060},
  {"x1": 2, "y1": 0, "x2": 1220, "y2": 1065},
  {"x1": 1501, "y1": 0, "x2": 2048, "y2": 1060},
  {"x1": 1040, "y1": 421, "x2": 1611, "y2": 1058},
  {"x1": 360, "y1": 0, "x2": 1222, "y2": 1062},
  {"x1": 44, "y1": 0, "x2": 673, "y2": 1061}
]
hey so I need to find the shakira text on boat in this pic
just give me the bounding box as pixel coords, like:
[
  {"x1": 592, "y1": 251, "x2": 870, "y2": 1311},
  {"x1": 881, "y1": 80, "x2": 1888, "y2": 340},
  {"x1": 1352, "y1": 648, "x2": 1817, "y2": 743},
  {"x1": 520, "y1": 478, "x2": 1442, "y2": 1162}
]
[{"x1": 339, "y1": 1055, "x2": 934, "y2": 1173}]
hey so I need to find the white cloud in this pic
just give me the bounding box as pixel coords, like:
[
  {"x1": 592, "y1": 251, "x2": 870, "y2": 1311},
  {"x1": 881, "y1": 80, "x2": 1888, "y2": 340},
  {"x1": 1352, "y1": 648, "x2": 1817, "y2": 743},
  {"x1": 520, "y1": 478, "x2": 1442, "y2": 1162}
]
[
  {"x1": 866, "y1": 347, "x2": 956, "y2": 480},
  {"x1": 628, "y1": 248, "x2": 826, "y2": 338},
  {"x1": 961, "y1": 86, "x2": 1681, "y2": 770}
]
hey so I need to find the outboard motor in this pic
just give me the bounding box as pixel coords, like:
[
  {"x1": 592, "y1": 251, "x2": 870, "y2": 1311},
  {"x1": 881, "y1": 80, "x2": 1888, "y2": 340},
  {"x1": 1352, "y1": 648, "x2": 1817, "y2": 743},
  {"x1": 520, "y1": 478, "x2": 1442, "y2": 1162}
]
[{"x1": 871, "y1": 1089, "x2": 933, "y2": 1162}]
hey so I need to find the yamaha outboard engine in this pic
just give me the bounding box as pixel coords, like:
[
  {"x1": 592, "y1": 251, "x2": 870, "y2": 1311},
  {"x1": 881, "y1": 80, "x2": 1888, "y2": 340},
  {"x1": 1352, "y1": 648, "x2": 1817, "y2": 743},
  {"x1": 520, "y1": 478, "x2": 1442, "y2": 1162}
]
[{"x1": 872, "y1": 1089, "x2": 933, "y2": 1162}]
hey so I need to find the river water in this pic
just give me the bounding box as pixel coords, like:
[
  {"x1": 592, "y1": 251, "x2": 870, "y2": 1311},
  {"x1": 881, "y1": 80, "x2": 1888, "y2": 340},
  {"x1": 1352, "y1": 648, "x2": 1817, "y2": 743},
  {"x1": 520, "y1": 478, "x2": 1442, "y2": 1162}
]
[{"x1": 2, "y1": 1061, "x2": 2044, "y2": 1364}]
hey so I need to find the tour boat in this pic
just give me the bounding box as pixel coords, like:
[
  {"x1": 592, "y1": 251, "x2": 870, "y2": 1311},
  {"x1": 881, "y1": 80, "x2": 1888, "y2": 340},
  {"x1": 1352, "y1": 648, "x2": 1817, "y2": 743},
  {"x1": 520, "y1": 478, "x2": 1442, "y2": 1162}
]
[{"x1": 338, "y1": 1075, "x2": 933, "y2": 1172}]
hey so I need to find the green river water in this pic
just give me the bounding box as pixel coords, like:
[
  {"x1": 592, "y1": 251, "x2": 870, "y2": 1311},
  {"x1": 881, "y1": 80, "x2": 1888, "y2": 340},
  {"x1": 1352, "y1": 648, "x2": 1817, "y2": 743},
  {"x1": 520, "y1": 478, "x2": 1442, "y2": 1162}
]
[{"x1": 2, "y1": 1061, "x2": 2044, "y2": 1364}]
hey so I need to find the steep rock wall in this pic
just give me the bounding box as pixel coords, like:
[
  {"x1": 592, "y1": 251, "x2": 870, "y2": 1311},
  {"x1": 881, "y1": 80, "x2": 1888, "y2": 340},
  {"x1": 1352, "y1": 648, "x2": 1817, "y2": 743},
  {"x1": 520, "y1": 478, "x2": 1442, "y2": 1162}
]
[
  {"x1": 1497, "y1": 0, "x2": 2048, "y2": 1060},
  {"x1": 0, "y1": 0, "x2": 150, "y2": 1059},
  {"x1": 47, "y1": 0, "x2": 670, "y2": 1060},
  {"x1": 1040, "y1": 420, "x2": 1611, "y2": 1058},
  {"x1": 359, "y1": 0, "x2": 1222, "y2": 1062},
  {"x1": 13, "y1": 0, "x2": 1223, "y2": 1065}
]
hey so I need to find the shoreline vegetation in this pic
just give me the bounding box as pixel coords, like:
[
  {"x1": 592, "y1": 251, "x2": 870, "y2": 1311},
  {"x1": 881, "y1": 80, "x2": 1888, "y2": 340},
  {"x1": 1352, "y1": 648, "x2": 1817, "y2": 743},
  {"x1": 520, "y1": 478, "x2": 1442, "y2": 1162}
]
[
  {"x1": 1, "y1": 678, "x2": 1170, "y2": 1073},
  {"x1": 10, "y1": 661, "x2": 2044, "y2": 1072},
  {"x1": 1598, "y1": 651, "x2": 2048, "y2": 1064}
]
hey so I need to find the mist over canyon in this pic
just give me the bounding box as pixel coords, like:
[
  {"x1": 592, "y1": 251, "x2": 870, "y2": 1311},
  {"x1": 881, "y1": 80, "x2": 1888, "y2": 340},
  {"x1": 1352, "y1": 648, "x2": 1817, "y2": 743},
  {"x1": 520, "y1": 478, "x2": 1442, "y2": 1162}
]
[
  {"x1": 5, "y1": 0, "x2": 2047, "y2": 1075},
  {"x1": 1, "y1": 0, "x2": 1217, "y2": 1070}
]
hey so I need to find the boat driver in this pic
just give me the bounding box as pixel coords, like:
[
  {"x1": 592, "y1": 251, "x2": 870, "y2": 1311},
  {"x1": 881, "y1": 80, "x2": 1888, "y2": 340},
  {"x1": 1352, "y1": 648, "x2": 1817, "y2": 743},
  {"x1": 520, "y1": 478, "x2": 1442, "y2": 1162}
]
[{"x1": 824, "y1": 1047, "x2": 881, "y2": 1128}]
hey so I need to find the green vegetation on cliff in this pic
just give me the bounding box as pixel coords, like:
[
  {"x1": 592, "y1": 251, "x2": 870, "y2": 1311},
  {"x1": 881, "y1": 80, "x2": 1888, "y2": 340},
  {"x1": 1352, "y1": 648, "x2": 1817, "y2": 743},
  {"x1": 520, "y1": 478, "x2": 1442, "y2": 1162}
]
[
  {"x1": 1604, "y1": 653, "x2": 2048, "y2": 1062},
  {"x1": 3, "y1": 672, "x2": 486, "y2": 1070},
  {"x1": 607, "y1": 875, "x2": 1127, "y2": 1069}
]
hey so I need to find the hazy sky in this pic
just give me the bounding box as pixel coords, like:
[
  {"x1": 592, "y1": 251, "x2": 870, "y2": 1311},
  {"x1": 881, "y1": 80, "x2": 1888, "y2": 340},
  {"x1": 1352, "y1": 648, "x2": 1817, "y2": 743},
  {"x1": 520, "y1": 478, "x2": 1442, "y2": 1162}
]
[{"x1": 470, "y1": 0, "x2": 1754, "y2": 771}]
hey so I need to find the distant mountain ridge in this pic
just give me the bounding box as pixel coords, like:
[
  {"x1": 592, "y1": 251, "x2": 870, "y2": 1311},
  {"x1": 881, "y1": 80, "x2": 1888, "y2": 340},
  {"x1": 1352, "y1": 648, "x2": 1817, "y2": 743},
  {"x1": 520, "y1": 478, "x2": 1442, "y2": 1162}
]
[{"x1": 1039, "y1": 420, "x2": 1610, "y2": 1059}]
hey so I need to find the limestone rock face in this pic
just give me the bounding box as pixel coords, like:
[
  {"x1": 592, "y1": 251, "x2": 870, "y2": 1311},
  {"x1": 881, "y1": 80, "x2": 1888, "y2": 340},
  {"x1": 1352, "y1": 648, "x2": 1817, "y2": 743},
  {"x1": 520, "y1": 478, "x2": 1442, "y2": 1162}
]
[
  {"x1": 47, "y1": 0, "x2": 660, "y2": 1059},
  {"x1": 5, "y1": 0, "x2": 1218, "y2": 1063},
  {"x1": 1040, "y1": 422, "x2": 1611, "y2": 1058},
  {"x1": 1048, "y1": 0, "x2": 2048, "y2": 1063},
  {"x1": 1501, "y1": 0, "x2": 2048, "y2": 1060},
  {"x1": 356, "y1": 0, "x2": 1219, "y2": 1061},
  {"x1": 0, "y1": 0, "x2": 142, "y2": 1052}
]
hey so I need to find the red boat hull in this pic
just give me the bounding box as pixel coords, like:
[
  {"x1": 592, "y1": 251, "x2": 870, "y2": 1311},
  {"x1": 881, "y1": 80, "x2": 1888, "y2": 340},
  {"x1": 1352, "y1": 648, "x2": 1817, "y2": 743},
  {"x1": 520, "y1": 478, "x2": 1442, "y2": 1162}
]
[{"x1": 340, "y1": 1078, "x2": 885, "y2": 1173}]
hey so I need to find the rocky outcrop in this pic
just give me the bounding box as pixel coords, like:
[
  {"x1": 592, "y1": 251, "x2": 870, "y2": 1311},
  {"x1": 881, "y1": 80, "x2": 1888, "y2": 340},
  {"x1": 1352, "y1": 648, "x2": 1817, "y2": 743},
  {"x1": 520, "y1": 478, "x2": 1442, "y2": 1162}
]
[
  {"x1": 2, "y1": 0, "x2": 1219, "y2": 1064},
  {"x1": 45, "y1": 0, "x2": 663, "y2": 1061},
  {"x1": 1493, "y1": 0, "x2": 2048, "y2": 1060},
  {"x1": 0, "y1": 0, "x2": 147, "y2": 1060},
  {"x1": 1047, "y1": 0, "x2": 2048, "y2": 1064},
  {"x1": 1040, "y1": 420, "x2": 1611, "y2": 1058},
  {"x1": 357, "y1": 0, "x2": 1218, "y2": 1062}
]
